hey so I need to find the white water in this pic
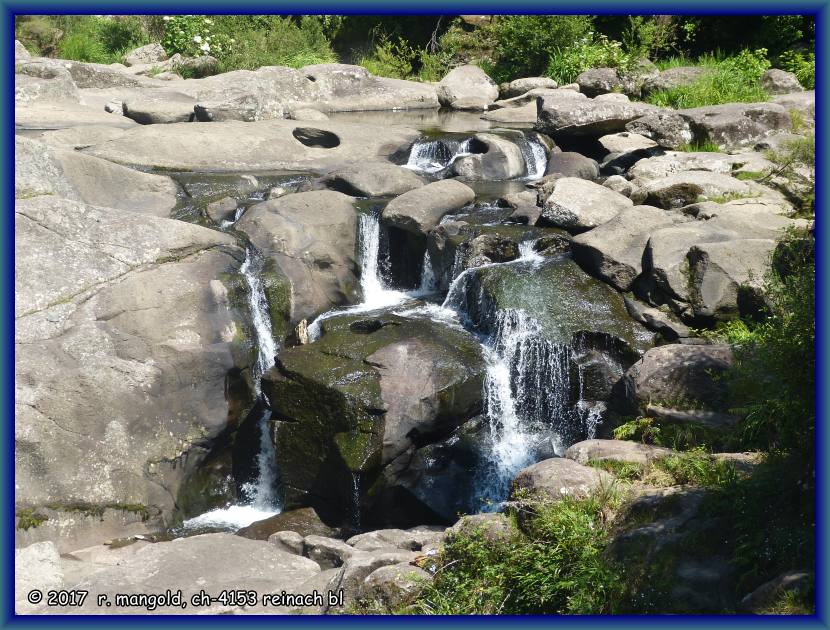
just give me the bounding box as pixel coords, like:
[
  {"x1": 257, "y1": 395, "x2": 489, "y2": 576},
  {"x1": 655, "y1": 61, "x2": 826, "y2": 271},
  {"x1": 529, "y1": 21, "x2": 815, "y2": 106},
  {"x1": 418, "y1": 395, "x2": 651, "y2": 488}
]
[
  {"x1": 308, "y1": 213, "x2": 424, "y2": 342},
  {"x1": 405, "y1": 138, "x2": 473, "y2": 174},
  {"x1": 184, "y1": 248, "x2": 282, "y2": 531},
  {"x1": 518, "y1": 137, "x2": 548, "y2": 181}
]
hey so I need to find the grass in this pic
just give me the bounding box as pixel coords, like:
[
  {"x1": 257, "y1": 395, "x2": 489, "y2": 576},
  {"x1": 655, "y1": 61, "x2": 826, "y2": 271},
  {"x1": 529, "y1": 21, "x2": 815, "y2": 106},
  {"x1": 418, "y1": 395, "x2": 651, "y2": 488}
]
[
  {"x1": 646, "y1": 49, "x2": 771, "y2": 109},
  {"x1": 587, "y1": 448, "x2": 742, "y2": 488},
  {"x1": 676, "y1": 139, "x2": 723, "y2": 153},
  {"x1": 612, "y1": 416, "x2": 734, "y2": 451},
  {"x1": 406, "y1": 487, "x2": 624, "y2": 615}
]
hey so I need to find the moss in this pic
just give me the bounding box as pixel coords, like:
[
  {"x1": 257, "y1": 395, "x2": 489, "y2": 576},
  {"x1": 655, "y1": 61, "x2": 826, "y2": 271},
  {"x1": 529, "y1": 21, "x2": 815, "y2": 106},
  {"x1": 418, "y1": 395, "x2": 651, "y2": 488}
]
[
  {"x1": 260, "y1": 259, "x2": 292, "y2": 342},
  {"x1": 333, "y1": 429, "x2": 382, "y2": 473},
  {"x1": 42, "y1": 502, "x2": 150, "y2": 521},
  {"x1": 587, "y1": 458, "x2": 644, "y2": 481},
  {"x1": 16, "y1": 508, "x2": 49, "y2": 531},
  {"x1": 734, "y1": 170, "x2": 766, "y2": 181}
]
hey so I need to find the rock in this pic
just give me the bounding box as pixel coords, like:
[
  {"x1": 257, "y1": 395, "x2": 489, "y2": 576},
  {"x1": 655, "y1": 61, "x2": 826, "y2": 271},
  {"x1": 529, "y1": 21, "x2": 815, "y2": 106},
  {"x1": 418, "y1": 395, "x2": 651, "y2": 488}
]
[
  {"x1": 677, "y1": 102, "x2": 792, "y2": 149},
  {"x1": 15, "y1": 39, "x2": 31, "y2": 59},
  {"x1": 81, "y1": 119, "x2": 420, "y2": 172},
  {"x1": 15, "y1": 60, "x2": 80, "y2": 105},
  {"x1": 629, "y1": 150, "x2": 775, "y2": 183},
  {"x1": 319, "y1": 162, "x2": 425, "y2": 197},
  {"x1": 687, "y1": 238, "x2": 778, "y2": 320},
  {"x1": 446, "y1": 513, "x2": 514, "y2": 545},
  {"x1": 644, "y1": 66, "x2": 709, "y2": 94},
  {"x1": 304, "y1": 535, "x2": 360, "y2": 569},
  {"x1": 760, "y1": 69, "x2": 803, "y2": 95},
  {"x1": 544, "y1": 151, "x2": 599, "y2": 180},
  {"x1": 237, "y1": 507, "x2": 340, "y2": 540},
  {"x1": 122, "y1": 92, "x2": 196, "y2": 124},
  {"x1": 740, "y1": 571, "x2": 813, "y2": 613},
  {"x1": 622, "y1": 344, "x2": 734, "y2": 413},
  {"x1": 636, "y1": 171, "x2": 751, "y2": 209},
  {"x1": 333, "y1": 550, "x2": 420, "y2": 610},
  {"x1": 644, "y1": 405, "x2": 739, "y2": 431},
  {"x1": 15, "y1": 542, "x2": 62, "y2": 614},
  {"x1": 34, "y1": 125, "x2": 128, "y2": 149},
  {"x1": 596, "y1": 93, "x2": 630, "y2": 103},
  {"x1": 565, "y1": 439, "x2": 671, "y2": 466},
  {"x1": 262, "y1": 314, "x2": 485, "y2": 526},
  {"x1": 599, "y1": 131, "x2": 658, "y2": 155},
  {"x1": 123, "y1": 43, "x2": 168, "y2": 67},
  {"x1": 205, "y1": 196, "x2": 238, "y2": 223},
  {"x1": 624, "y1": 297, "x2": 692, "y2": 340},
  {"x1": 382, "y1": 179, "x2": 475, "y2": 237},
  {"x1": 268, "y1": 530, "x2": 305, "y2": 555},
  {"x1": 237, "y1": 191, "x2": 358, "y2": 324},
  {"x1": 437, "y1": 64, "x2": 499, "y2": 111},
  {"x1": 536, "y1": 95, "x2": 656, "y2": 140},
  {"x1": 540, "y1": 177, "x2": 634, "y2": 233},
  {"x1": 500, "y1": 76, "x2": 558, "y2": 98},
  {"x1": 468, "y1": 234, "x2": 519, "y2": 265},
  {"x1": 359, "y1": 562, "x2": 430, "y2": 610},
  {"x1": 15, "y1": 196, "x2": 253, "y2": 548},
  {"x1": 153, "y1": 71, "x2": 182, "y2": 81},
  {"x1": 177, "y1": 54, "x2": 218, "y2": 77},
  {"x1": 626, "y1": 111, "x2": 694, "y2": 149},
  {"x1": 491, "y1": 86, "x2": 585, "y2": 111},
  {"x1": 771, "y1": 91, "x2": 814, "y2": 128},
  {"x1": 576, "y1": 67, "x2": 622, "y2": 97},
  {"x1": 570, "y1": 205, "x2": 680, "y2": 291},
  {"x1": 347, "y1": 528, "x2": 435, "y2": 552},
  {"x1": 510, "y1": 457, "x2": 614, "y2": 501},
  {"x1": 481, "y1": 101, "x2": 537, "y2": 123},
  {"x1": 451, "y1": 132, "x2": 526, "y2": 180},
  {"x1": 57, "y1": 534, "x2": 320, "y2": 614},
  {"x1": 288, "y1": 107, "x2": 330, "y2": 121},
  {"x1": 602, "y1": 175, "x2": 636, "y2": 197}
]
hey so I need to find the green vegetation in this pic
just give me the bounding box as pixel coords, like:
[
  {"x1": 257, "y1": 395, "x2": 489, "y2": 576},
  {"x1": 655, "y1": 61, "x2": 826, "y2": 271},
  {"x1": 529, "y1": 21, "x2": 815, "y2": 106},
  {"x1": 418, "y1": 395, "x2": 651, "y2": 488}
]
[
  {"x1": 408, "y1": 488, "x2": 624, "y2": 614},
  {"x1": 16, "y1": 508, "x2": 49, "y2": 531},
  {"x1": 646, "y1": 48, "x2": 771, "y2": 108},
  {"x1": 612, "y1": 416, "x2": 732, "y2": 451},
  {"x1": 676, "y1": 139, "x2": 722, "y2": 153},
  {"x1": 779, "y1": 50, "x2": 815, "y2": 89},
  {"x1": 764, "y1": 136, "x2": 816, "y2": 215}
]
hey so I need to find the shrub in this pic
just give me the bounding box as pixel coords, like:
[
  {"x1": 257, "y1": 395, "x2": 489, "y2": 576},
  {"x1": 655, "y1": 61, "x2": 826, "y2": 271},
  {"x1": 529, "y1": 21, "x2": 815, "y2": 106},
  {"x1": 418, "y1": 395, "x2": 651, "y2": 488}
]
[
  {"x1": 646, "y1": 48, "x2": 771, "y2": 108},
  {"x1": 52, "y1": 16, "x2": 148, "y2": 64},
  {"x1": 545, "y1": 33, "x2": 634, "y2": 85},
  {"x1": 491, "y1": 15, "x2": 594, "y2": 82},
  {"x1": 161, "y1": 15, "x2": 232, "y2": 60},
  {"x1": 778, "y1": 50, "x2": 815, "y2": 89},
  {"x1": 358, "y1": 35, "x2": 417, "y2": 79},
  {"x1": 410, "y1": 489, "x2": 623, "y2": 614}
]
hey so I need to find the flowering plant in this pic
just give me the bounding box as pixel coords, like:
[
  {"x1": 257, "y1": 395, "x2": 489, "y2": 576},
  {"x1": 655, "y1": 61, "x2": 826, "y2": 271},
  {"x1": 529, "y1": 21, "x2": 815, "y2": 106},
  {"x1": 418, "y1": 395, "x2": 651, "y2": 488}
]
[{"x1": 161, "y1": 15, "x2": 233, "y2": 59}]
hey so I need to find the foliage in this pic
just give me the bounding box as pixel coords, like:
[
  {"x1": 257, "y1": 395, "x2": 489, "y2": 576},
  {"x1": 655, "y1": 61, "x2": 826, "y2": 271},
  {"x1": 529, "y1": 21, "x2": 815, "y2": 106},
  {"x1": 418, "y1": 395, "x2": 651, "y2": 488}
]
[
  {"x1": 48, "y1": 16, "x2": 148, "y2": 64},
  {"x1": 711, "y1": 229, "x2": 815, "y2": 463},
  {"x1": 646, "y1": 48, "x2": 771, "y2": 108},
  {"x1": 612, "y1": 417, "x2": 730, "y2": 451},
  {"x1": 778, "y1": 50, "x2": 815, "y2": 89},
  {"x1": 650, "y1": 448, "x2": 738, "y2": 487},
  {"x1": 358, "y1": 35, "x2": 417, "y2": 80},
  {"x1": 409, "y1": 489, "x2": 623, "y2": 614},
  {"x1": 676, "y1": 139, "x2": 722, "y2": 153},
  {"x1": 546, "y1": 33, "x2": 635, "y2": 85},
  {"x1": 621, "y1": 15, "x2": 681, "y2": 59},
  {"x1": 161, "y1": 15, "x2": 232, "y2": 60},
  {"x1": 490, "y1": 15, "x2": 594, "y2": 82},
  {"x1": 762, "y1": 135, "x2": 815, "y2": 215}
]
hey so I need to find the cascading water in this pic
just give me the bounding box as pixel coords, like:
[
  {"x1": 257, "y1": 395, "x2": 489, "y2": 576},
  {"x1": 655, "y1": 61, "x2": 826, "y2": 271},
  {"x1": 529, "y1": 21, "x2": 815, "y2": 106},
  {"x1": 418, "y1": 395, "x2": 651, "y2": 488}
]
[
  {"x1": 183, "y1": 247, "x2": 282, "y2": 530},
  {"x1": 405, "y1": 138, "x2": 473, "y2": 174},
  {"x1": 307, "y1": 212, "x2": 412, "y2": 341},
  {"x1": 517, "y1": 137, "x2": 548, "y2": 181}
]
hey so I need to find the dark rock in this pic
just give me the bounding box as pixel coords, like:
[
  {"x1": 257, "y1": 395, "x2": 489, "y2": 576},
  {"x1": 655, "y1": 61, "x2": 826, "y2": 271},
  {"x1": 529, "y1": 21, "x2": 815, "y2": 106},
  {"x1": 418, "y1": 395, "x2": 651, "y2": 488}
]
[{"x1": 237, "y1": 507, "x2": 340, "y2": 540}]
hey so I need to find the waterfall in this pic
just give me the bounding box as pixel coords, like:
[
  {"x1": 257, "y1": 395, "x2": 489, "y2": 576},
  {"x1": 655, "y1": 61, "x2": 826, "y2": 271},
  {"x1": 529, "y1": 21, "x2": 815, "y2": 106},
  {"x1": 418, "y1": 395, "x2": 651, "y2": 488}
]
[
  {"x1": 350, "y1": 472, "x2": 362, "y2": 531},
  {"x1": 405, "y1": 137, "x2": 473, "y2": 174},
  {"x1": 517, "y1": 137, "x2": 548, "y2": 181},
  {"x1": 183, "y1": 247, "x2": 282, "y2": 531},
  {"x1": 417, "y1": 250, "x2": 437, "y2": 294},
  {"x1": 307, "y1": 212, "x2": 410, "y2": 341}
]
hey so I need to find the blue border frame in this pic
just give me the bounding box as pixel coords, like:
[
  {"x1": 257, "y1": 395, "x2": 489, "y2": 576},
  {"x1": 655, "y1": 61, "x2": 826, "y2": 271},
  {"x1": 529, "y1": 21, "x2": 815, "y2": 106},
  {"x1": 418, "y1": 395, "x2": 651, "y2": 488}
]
[{"x1": 2, "y1": 2, "x2": 827, "y2": 628}]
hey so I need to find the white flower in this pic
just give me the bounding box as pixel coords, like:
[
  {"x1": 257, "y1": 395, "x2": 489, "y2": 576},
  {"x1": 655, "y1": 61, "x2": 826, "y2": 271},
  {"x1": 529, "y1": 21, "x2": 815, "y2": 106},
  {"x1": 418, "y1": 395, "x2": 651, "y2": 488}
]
[
  {"x1": 193, "y1": 35, "x2": 202, "y2": 43},
  {"x1": 163, "y1": 16, "x2": 170, "y2": 21},
  {"x1": 205, "y1": 18, "x2": 213, "y2": 24},
  {"x1": 201, "y1": 42, "x2": 211, "y2": 52},
  {"x1": 230, "y1": 38, "x2": 236, "y2": 43}
]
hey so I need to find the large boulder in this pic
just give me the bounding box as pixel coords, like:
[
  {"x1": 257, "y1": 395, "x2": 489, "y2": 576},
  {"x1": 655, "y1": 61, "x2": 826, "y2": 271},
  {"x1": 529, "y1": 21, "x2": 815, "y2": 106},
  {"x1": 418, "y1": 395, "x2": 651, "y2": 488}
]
[
  {"x1": 15, "y1": 39, "x2": 31, "y2": 60},
  {"x1": 236, "y1": 191, "x2": 359, "y2": 324},
  {"x1": 121, "y1": 91, "x2": 197, "y2": 124},
  {"x1": 261, "y1": 313, "x2": 485, "y2": 527},
  {"x1": 237, "y1": 507, "x2": 340, "y2": 540},
  {"x1": 771, "y1": 90, "x2": 814, "y2": 128},
  {"x1": 318, "y1": 162, "x2": 425, "y2": 197},
  {"x1": 544, "y1": 151, "x2": 599, "y2": 180},
  {"x1": 634, "y1": 171, "x2": 752, "y2": 209},
  {"x1": 15, "y1": 196, "x2": 255, "y2": 550},
  {"x1": 510, "y1": 457, "x2": 614, "y2": 501},
  {"x1": 437, "y1": 64, "x2": 499, "y2": 111},
  {"x1": 677, "y1": 102, "x2": 792, "y2": 149},
  {"x1": 15, "y1": 59, "x2": 80, "y2": 105},
  {"x1": 628, "y1": 150, "x2": 775, "y2": 183},
  {"x1": 500, "y1": 76, "x2": 558, "y2": 98},
  {"x1": 626, "y1": 111, "x2": 694, "y2": 149},
  {"x1": 15, "y1": 542, "x2": 63, "y2": 614},
  {"x1": 358, "y1": 562, "x2": 430, "y2": 610},
  {"x1": 81, "y1": 119, "x2": 420, "y2": 172},
  {"x1": 49, "y1": 534, "x2": 321, "y2": 614},
  {"x1": 536, "y1": 95, "x2": 656, "y2": 140},
  {"x1": 760, "y1": 69, "x2": 803, "y2": 95},
  {"x1": 571, "y1": 205, "x2": 683, "y2": 291},
  {"x1": 382, "y1": 179, "x2": 475, "y2": 237},
  {"x1": 621, "y1": 344, "x2": 734, "y2": 414},
  {"x1": 564, "y1": 439, "x2": 671, "y2": 466},
  {"x1": 451, "y1": 132, "x2": 526, "y2": 180},
  {"x1": 643, "y1": 66, "x2": 709, "y2": 94},
  {"x1": 123, "y1": 43, "x2": 168, "y2": 67},
  {"x1": 576, "y1": 67, "x2": 622, "y2": 97},
  {"x1": 15, "y1": 136, "x2": 178, "y2": 217},
  {"x1": 540, "y1": 177, "x2": 634, "y2": 233}
]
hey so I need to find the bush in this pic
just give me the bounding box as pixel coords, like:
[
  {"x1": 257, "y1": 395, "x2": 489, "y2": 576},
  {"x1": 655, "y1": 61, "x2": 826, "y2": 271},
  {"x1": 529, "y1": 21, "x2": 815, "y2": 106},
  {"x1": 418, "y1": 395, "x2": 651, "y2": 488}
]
[
  {"x1": 161, "y1": 15, "x2": 232, "y2": 60},
  {"x1": 50, "y1": 16, "x2": 148, "y2": 64},
  {"x1": 410, "y1": 489, "x2": 623, "y2": 614},
  {"x1": 358, "y1": 35, "x2": 417, "y2": 79},
  {"x1": 491, "y1": 15, "x2": 594, "y2": 82},
  {"x1": 546, "y1": 33, "x2": 634, "y2": 85},
  {"x1": 778, "y1": 50, "x2": 815, "y2": 89},
  {"x1": 646, "y1": 48, "x2": 771, "y2": 108}
]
